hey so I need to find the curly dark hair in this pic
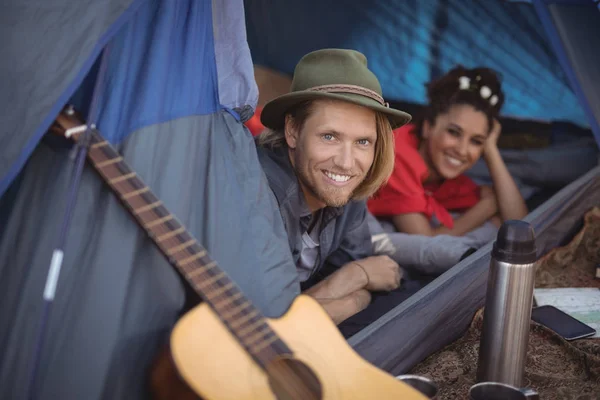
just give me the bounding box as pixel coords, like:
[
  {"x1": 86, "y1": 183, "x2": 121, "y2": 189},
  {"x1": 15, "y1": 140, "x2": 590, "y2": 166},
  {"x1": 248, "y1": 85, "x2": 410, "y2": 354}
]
[{"x1": 415, "y1": 65, "x2": 504, "y2": 136}]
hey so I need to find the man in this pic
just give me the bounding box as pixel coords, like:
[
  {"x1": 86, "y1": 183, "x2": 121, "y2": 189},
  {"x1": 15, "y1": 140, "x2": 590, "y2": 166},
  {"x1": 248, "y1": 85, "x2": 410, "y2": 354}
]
[{"x1": 255, "y1": 48, "x2": 415, "y2": 327}]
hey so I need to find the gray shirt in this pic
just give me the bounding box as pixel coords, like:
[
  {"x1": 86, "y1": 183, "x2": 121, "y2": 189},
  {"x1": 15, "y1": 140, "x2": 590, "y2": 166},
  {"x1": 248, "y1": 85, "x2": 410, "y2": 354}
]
[{"x1": 256, "y1": 144, "x2": 373, "y2": 283}]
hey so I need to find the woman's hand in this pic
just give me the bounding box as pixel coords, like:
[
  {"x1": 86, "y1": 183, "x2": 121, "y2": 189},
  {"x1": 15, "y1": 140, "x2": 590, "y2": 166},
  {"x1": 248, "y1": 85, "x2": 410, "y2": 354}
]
[
  {"x1": 484, "y1": 119, "x2": 502, "y2": 155},
  {"x1": 480, "y1": 119, "x2": 529, "y2": 221}
]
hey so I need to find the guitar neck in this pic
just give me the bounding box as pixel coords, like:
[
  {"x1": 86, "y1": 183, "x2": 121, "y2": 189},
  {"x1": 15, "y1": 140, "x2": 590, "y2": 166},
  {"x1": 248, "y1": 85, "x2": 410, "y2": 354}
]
[{"x1": 69, "y1": 126, "x2": 291, "y2": 367}]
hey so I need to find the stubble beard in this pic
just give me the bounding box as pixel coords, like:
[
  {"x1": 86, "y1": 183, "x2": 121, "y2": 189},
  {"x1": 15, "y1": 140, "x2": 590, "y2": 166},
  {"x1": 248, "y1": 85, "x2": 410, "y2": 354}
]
[{"x1": 296, "y1": 164, "x2": 356, "y2": 208}]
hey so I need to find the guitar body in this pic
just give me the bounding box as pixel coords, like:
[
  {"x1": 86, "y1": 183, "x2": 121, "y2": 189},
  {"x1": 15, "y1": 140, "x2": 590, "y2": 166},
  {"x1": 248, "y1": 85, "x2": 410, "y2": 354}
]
[{"x1": 170, "y1": 295, "x2": 426, "y2": 400}]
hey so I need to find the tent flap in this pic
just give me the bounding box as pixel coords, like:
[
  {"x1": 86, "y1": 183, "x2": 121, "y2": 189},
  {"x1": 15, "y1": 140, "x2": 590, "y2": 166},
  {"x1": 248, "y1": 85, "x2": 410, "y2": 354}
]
[{"x1": 0, "y1": 0, "x2": 141, "y2": 197}]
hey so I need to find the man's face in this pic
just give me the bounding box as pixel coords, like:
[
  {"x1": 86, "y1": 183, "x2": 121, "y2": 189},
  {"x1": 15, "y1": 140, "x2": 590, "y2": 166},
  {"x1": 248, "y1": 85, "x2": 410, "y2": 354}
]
[{"x1": 285, "y1": 99, "x2": 378, "y2": 210}]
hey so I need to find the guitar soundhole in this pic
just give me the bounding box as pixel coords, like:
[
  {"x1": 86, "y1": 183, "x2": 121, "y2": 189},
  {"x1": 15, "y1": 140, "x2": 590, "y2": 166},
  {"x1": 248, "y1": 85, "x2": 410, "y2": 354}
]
[{"x1": 266, "y1": 357, "x2": 323, "y2": 400}]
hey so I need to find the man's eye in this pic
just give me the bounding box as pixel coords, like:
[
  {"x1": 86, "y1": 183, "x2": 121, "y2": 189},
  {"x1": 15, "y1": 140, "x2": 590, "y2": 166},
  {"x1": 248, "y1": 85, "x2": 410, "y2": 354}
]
[{"x1": 322, "y1": 134, "x2": 334, "y2": 141}]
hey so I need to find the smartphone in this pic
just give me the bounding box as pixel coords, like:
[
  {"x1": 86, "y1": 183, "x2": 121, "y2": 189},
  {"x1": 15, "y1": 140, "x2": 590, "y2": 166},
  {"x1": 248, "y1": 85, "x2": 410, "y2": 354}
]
[{"x1": 531, "y1": 305, "x2": 596, "y2": 341}]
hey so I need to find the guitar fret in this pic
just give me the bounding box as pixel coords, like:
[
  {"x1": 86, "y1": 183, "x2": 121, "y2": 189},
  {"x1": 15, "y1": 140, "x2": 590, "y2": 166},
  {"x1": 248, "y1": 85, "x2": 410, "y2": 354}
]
[
  {"x1": 157, "y1": 226, "x2": 185, "y2": 242},
  {"x1": 122, "y1": 187, "x2": 150, "y2": 200},
  {"x1": 109, "y1": 171, "x2": 136, "y2": 184},
  {"x1": 96, "y1": 156, "x2": 123, "y2": 168},
  {"x1": 252, "y1": 333, "x2": 280, "y2": 353},
  {"x1": 91, "y1": 140, "x2": 108, "y2": 149},
  {"x1": 202, "y1": 279, "x2": 234, "y2": 297},
  {"x1": 180, "y1": 252, "x2": 209, "y2": 267},
  {"x1": 134, "y1": 200, "x2": 162, "y2": 214},
  {"x1": 165, "y1": 238, "x2": 195, "y2": 255},
  {"x1": 235, "y1": 315, "x2": 267, "y2": 337},
  {"x1": 188, "y1": 264, "x2": 221, "y2": 282},
  {"x1": 184, "y1": 258, "x2": 216, "y2": 276},
  {"x1": 220, "y1": 303, "x2": 256, "y2": 321},
  {"x1": 146, "y1": 214, "x2": 175, "y2": 229},
  {"x1": 217, "y1": 287, "x2": 243, "y2": 303},
  {"x1": 246, "y1": 329, "x2": 277, "y2": 349},
  {"x1": 241, "y1": 324, "x2": 271, "y2": 346}
]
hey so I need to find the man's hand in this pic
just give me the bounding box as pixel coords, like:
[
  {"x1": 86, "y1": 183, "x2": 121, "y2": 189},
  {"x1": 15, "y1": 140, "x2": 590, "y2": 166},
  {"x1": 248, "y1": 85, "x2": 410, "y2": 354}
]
[
  {"x1": 354, "y1": 255, "x2": 402, "y2": 292},
  {"x1": 303, "y1": 255, "x2": 400, "y2": 324},
  {"x1": 317, "y1": 289, "x2": 372, "y2": 325}
]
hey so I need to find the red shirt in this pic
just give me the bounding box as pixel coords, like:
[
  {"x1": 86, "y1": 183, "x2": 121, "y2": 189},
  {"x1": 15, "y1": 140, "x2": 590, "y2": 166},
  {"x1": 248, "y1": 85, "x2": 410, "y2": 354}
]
[
  {"x1": 244, "y1": 105, "x2": 265, "y2": 136},
  {"x1": 367, "y1": 124, "x2": 480, "y2": 228}
]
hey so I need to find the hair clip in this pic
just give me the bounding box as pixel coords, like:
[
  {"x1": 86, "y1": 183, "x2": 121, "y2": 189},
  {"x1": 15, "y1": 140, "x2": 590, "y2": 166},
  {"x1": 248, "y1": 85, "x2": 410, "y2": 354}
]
[
  {"x1": 459, "y1": 76, "x2": 471, "y2": 90},
  {"x1": 458, "y1": 76, "x2": 498, "y2": 106},
  {"x1": 480, "y1": 86, "x2": 492, "y2": 99}
]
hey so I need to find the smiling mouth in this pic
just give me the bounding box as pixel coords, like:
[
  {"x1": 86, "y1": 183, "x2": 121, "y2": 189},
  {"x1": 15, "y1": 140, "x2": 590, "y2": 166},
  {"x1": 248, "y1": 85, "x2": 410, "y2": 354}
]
[
  {"x1": 322, "y1": 170, "x2": 353, "y2": 184},
  {"x1": 445, "y1": 155, "x2": 465, "y2": 168}
]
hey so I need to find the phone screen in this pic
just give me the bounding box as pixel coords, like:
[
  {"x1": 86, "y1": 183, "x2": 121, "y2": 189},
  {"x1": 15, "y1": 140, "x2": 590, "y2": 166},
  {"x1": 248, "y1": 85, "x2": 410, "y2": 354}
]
[{"x1": 531, "y1": 305, "x2": 596, "y2": 340}]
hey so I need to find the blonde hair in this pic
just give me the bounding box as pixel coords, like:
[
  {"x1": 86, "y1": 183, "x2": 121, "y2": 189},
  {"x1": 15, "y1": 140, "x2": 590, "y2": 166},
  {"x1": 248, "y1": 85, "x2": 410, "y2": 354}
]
[{"x1": 257, "y1": 100, "x2": 395, "y2": 200}]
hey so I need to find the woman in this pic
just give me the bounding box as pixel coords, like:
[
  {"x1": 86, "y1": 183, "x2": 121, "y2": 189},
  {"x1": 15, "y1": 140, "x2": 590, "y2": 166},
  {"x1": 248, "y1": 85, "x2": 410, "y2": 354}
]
[{"x1": 368, "y1": 66, "x2": 528, "y2": 237}]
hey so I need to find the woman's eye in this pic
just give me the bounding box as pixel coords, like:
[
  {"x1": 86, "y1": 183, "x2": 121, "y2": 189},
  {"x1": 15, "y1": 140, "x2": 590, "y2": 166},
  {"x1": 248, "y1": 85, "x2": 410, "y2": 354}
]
[
  {"x1": 471, "y1": 139, "x2": 484, "y2": 146},
  {"x1": 357, "y1": 139, "x2": 370, "y2": 146},
  {"x1": 448, "y1": 128, "x2": 460, "y2": 137}
]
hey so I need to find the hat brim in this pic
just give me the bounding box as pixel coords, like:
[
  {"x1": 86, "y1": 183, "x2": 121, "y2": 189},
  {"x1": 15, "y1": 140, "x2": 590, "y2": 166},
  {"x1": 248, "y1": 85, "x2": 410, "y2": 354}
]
[{"x1": 260, "y1": 91, "x2": 412, "y2": 130}]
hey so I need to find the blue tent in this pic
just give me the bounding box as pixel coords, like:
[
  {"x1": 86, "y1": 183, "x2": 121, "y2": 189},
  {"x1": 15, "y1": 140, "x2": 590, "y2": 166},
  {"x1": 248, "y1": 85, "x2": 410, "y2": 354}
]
[
  {"x1": 245, "y1": 0, "x2": 598, "y2": 134},
  {"x1": 1, "y1": 0, "x2": 599, "y2": 398}
]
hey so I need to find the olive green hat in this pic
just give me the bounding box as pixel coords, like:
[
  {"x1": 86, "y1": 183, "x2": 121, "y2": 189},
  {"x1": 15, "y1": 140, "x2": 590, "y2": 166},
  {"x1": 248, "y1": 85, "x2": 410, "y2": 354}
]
[{"x1": 260, "y1": 48, "x2": 411, "y2": 130}]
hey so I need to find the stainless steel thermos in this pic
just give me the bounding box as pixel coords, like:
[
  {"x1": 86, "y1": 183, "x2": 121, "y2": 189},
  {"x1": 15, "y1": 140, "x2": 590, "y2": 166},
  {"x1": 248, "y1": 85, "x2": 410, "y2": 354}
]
[{"x1": 476, "y1": 220, "x2": 537, "y2": 387}]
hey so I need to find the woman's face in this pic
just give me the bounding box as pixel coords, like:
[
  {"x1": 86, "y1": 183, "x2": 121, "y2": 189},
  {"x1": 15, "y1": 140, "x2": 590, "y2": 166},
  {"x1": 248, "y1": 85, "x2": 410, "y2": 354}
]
[{"x1": 420, "y1": 104, "x2": 489, "y2": 181}]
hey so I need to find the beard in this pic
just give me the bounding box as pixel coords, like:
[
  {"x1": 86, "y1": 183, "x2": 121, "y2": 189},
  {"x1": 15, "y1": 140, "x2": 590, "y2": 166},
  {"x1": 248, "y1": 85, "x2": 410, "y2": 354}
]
[
  {"x1": 305, "y1": 176, "x2": 349, "y2": 207},
  {"x1": 293, "y1": 153, "x2": 357, "y2": 208}
]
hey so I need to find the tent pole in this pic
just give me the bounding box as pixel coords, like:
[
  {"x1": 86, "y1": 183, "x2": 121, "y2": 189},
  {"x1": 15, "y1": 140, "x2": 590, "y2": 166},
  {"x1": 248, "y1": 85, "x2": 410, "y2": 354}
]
[{"x1": 26, "y1": 45, "x2": 112, "y2": 400}]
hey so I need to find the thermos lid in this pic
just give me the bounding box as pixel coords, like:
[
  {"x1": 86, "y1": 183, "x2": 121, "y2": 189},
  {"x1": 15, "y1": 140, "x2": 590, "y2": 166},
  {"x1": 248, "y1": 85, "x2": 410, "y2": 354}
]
[{"x1": 492, "y1": 220, "x2": 537, "y2": 264}]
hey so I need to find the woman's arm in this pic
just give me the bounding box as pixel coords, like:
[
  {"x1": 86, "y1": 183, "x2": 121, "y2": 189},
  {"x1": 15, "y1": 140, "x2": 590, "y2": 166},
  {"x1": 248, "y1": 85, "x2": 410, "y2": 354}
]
[
  {"x1": 392, "y1": 194, "x2": 498, "y2": 237},
  {"x1": 484, "y1": 120, "x2": 528, "y2": 221}
]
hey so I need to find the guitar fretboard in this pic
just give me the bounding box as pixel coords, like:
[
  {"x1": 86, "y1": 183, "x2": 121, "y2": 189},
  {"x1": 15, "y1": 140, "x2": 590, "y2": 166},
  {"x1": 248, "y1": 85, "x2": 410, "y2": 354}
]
[{"x1": 64, "y1": 122, "x2": 292, "y2": 368}]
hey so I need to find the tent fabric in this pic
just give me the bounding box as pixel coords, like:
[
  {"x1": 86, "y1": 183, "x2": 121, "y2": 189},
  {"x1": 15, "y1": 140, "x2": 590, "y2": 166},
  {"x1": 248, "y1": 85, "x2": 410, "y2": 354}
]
[
  {"x1": 244, "y1": 0, "x2": 588, "y2": 126},
  {"x1": 0, "y1": 0, "x2": 141, "y2": 197},
  {"x1": 92, "y1": 0, "x2": 221, "y2": 144},
  {"x1": 211, "y1": 0, "x2": 259, "y2": 115},
  {"x1": 0, "y1": 1, "x2": 300, "y2": 399},
  {"x1": 532, "y1": 0, "x2": 600, "y2": 145},
  {"x1": 467, "y1": 136, "x2": 599, "y2": 198}
]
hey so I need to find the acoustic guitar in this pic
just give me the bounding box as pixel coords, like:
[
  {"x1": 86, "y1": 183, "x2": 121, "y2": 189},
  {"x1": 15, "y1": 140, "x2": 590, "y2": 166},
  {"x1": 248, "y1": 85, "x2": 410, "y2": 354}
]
[{"x1": 49, "y1": 105, "x2": 426, "y2": 400}]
